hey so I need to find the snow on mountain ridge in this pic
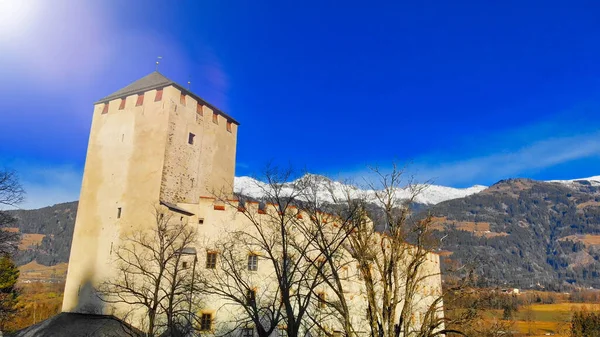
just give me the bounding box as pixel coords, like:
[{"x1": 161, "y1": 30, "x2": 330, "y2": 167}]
[
  {"x1": 549, "y1": 176, "x2": 600, "y2": 187},
  {"x1": 233, "y1": 175, "x2": 487, "y2": 205}
]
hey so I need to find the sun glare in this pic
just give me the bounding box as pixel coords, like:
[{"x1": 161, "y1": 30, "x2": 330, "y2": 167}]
[{"x1": 0, "y1": 0, "x2": 37, "y2": 39}]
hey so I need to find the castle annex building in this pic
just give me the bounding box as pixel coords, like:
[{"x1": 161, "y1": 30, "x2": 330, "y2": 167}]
[{"x1": 62, "y1": 72, "x2": 444, "y2": 336}]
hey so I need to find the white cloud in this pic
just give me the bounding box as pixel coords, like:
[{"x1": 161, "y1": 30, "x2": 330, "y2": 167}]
[
  {"x1": 17, "y1": 165, "x2": 83, "y2": 210},
  {"x1": 411, "y1": 131, "x2": 600, "y2": 186}
]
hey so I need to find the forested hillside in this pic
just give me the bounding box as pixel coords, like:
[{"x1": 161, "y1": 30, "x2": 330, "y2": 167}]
[
  {"x1": 7, "y1": 202, "x2": 77, "y2": 265},
  {"x1": 5, "y1": 177, "x2": 600, "y2": 289},
  {"x1": 426, "y1": 178, "x2": 600, "y2": 290}
]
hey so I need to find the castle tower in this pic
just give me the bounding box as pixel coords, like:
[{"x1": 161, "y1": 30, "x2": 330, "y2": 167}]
[{"x1": 62, "y1": 71, "x2": 239, "y2": 313}]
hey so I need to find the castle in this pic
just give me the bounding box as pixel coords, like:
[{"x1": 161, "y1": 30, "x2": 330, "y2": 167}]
[{"x1": 62, "y1": 71, "x2": 443, "y2": 335}]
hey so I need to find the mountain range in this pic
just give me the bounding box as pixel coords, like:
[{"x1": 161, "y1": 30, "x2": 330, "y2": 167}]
[{"x1": 4, "y1": 174, "x2": 600, "y2": 290}]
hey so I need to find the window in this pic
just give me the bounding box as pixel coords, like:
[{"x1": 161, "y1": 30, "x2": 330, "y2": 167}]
[
  {"x1": 155, "y1": 89, "x2": 163, "y2": 101},
  {"x1": 197, "y1": 103, "x2": 203, "y2": 116},
  {"x1": 227, "y1": 121, "x2": 232, "y2": 132},
  {"x1": 246, "y1": 289, "x2": 256, "y2": 306},
  {"x1": 136, "y1": 93, "x2": 144, "y2": 106},
  {"x1": 248, "y1": 254, "x2": 258, "y2": 271},
  {"x1": 198, "y1": 218, "x2": 204, "y2": 225},
  {"x1": 188, "y1": 133, "x2": 195, "y2": 145},
  {"x1": 200, "y1": 313, "x2": 212, "y2": 331},
  {"x1": 102, "y1": 103, "x2": 109, "y2": 114},
  {"x1": 278, "y1": 327, "x2": 287, "y2": 337},
  {"x1": 117, "y1": 207, "x2": 122, "y2": 219},
  {"x1": 317, "y1": 292, "x2": 326, "y2": 308},
  {"x1": 206, "y1": 252, "x2": 217, "y2": 269},
  {"x1": 242, "y1": 328, "x2": 254, "y2": 337},
  {"x1": 180, "y1": 93, "x2": 186, "y2": 105},
  {"x1": 212, "y1": 112, "x2": 218, "y2": 124},
  {"x1": 182, "y1": 261, "x2": 188, "y2": 269},
  {"x1": 119, "y1": 98, "x2": 126, "y2": 110}
]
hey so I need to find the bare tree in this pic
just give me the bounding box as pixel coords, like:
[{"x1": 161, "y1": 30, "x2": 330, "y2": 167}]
[
  {"x1": 0, "y1": 168, "x2": 25, "y2": 255},
  {"x1": 209, "y1": 166, "x2": 357, "y2": 337},
  {"x1": 99, "y1": 207, "x2": 199, "y2": 337},
  {"x1": 333, "y1": 164, "x2": 464, "y2": 337},
  {"x1": 208, "y1": 164, "x2": 474, "y2": 337}
]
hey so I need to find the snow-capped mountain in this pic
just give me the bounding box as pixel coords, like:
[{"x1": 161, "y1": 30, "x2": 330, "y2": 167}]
[
  {"x1": 233, "y1": 175, "x2": 487, "y2": 206},
  {"x1": 549, "y1": 176, "x2": 600, "y2": 187}
]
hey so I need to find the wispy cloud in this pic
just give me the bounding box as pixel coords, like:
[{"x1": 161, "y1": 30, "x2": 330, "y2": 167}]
[
  {"x1": 410, "y1": 131, "x2": 600, "y2": 186},
  {"x1": 15, "y1": 165, "x2": 83, "y2": 210}
]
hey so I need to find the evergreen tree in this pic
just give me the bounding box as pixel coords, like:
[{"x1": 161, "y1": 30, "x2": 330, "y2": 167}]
[{"x1": 0, "y1": 255, "x2": 20, "y2": 330}]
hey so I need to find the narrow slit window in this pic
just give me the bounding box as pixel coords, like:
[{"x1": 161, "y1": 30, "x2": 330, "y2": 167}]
[
  {"x1": 118, "y1": 98, "x2": 126, "y2": 110},
  {"x1": 317, "y1": 292, "x2": 326, "y2": 308},
  {"x1": 227, "y1": 121, "x2": 232, "y2": 132},
  {"x1": 117, "y1": 207, "x2": 122, "y2": 219},
  {"x1": 246, "y1": 289, "x2": 256, "y2": 305},
  {"x1": 180, "y1": 93, "x2": 186, "y2": 105},
  {"x1": 188, "y1": 133, "x2": 195, "y2": 145},
  {"x1": 248, "y1": 254, "x2": 258, "y2": 271},
  {"x1": 102, "y1": 103, "x2": 109, "y2": 114},
  {"x1": 197, "y1": 103, "x2": 203, "y2": 116},
  {"x1": 212, "y1": 113, "x2": 218, "y2": 124},
  {"x1": 155, "y1": 89, "x2": 163, "y2": 101},
  {"x1": 136, "y1": 93, "x2": 144, "y2": 106}
]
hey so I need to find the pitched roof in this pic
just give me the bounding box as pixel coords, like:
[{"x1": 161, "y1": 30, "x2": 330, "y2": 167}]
[
  {"x1": 96, "y1": 71, "x2": 174, "y2": 104},
  {"x1": 95, "y1": 71, "x2": 239, "y2": 125}
]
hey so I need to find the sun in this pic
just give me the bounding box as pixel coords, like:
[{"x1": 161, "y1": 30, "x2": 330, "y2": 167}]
[{"x1": 0, "y1": 0, "x2": 37, "y2": 40}]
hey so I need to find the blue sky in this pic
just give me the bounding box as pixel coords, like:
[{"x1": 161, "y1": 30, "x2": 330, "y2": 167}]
[{"x1": 1, "y1": 0, "x2": 599, "y2": 209}]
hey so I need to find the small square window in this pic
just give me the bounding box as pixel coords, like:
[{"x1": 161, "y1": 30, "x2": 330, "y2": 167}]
[
  {"x1": 212, "y1": 113, "x2": 218, "y2": 124},
  {"x1": 180, "y1": 93, "x2": 186, "y2": 105},
  {"x1": 119, "y1": 98, "x2": 126, "y2": 110},
  {"x1": 182, "y1": 261, "x2": 188, "y2": 269},
  {"x1": 206, "y1": 252, "x2": 217, "y2": 269},
  {"x1": 155, "y1": 89, "x2": 163, "y2": 101},
  {"x1": 200, "y1": 313, "x2": 212, "y2": 331},
  {"x1": 198, "y1": 218, "x2": 204, "y2": 225},
  {"x1": 227, "y1": 121, "x2": 232, "y2": 132},
  {"x1": 117, "y1": 207, "x2": 122, "y2": 219},
  {"x1": 248, "y1": 254, "x2": 258, "y2": 271},
  {"x1": 242, "y1": 328, "x2": 254, "y2": 337},
  {"x1": 136, "y1": 94, "x2": 144, "y2": 106},
  {"x1": 188, "y1": 133, "x2": 195, "y2": 145},
  {"x1": 102, "y1": 103, "x2": 109, "y2": 114}
]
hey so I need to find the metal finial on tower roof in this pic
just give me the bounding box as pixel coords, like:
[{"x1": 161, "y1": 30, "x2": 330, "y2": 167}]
[
  {"x1": 155, "y1": 56, "x2": 163, "y2": 71},
  {"x1": 187, "y1": 80, "x2": 191, "y2": 90}
]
